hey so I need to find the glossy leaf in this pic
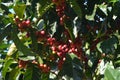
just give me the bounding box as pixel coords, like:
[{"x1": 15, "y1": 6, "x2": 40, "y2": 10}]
[
  {"x1": 11, "y1": 28, "x2": 34, "y2": 56},
  {"x1": 50, "y1": 22, "x2": 57, "y2": 36},
  {"x1": 13, "y1": 3, "x2": 26, "y2": 18},
  {"x1": 2, "y1": 59, "x2": 15, "y2": 79},
  {"x1": 38, "y1": 2, "x2": 53, "y2": 17},
  {"x1": 68, "y1": 0, "x2": 82, "y2": 19},
  {"x1": 100, "y1": 36, "x2": 119, "y2": 54},
  {"x1": 0, "y1": 23, "x2": 11, "y2": 43},
  {"x1": 107, "y1": 0, "x2": 118, "y2": 3},
  {"x1": 9, "y1": 67, "x2": 21, "y2": 80},
  {"x1": 104, "y1": 65, "x2": 120, "y2": 80},
  {"x1": 7, "y1": 43, "x2": 17, "y2": 56},
  {"x1": 60, "y1": 55, "x2": 73, "y2": 78},
  {"x1": 24, "y1": 65, "x2": 41, "y2": 80}
]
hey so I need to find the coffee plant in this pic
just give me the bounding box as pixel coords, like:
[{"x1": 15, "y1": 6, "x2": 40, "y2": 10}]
[{"x1": 0, "y1": 0, "x2": 120, "y2": 80}]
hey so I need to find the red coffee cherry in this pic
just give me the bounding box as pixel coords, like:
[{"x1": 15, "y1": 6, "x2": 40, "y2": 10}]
[
  {"x1": 32, "y1": 60, "x2": 38, "y2": 64},
  {"x1": 18, "y1": 60, "x2": 28, "y2": 68},
  {"x1": 17, "y1": 20, "x2": 31, "y2": 31},
  {"x1": 58, "y1": 57, "x2": 66, "y2": 70},
  {"x1": 40, "y1": 30, "x2": 45, "y2": 36},
  {"x1": 21, "y1": 20, "x2": 31, "y2": 28},
  {"x1": 52, "y1": 0, "x2": 59, "y2": 4},
  {"x1": 15, "y1": 17, "x2": 21, "y2": 24},
  {"x1": 98, "y1": 59, "x2": 102, "y2": 64},
  {"x1": 38, "y1": 64, "x2": 50, "y2": 73},
  {"x1": 52, "y1": 0, "x2": 68, "y2": 25}
]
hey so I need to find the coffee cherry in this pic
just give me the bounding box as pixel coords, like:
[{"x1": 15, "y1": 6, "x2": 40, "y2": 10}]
[
  {"x1": 101, "y1": 53, "x2": 106, "y2": 57},
  {"x1": 36, "y1": 30, "x2": 46, "y2": 37},
  {"x1": 52, "y1": 0, "x2": 68, "y2": 25},
  {"x1": 51, "y1": 46, "x2": 57, "y2": 51},
  {"x1": 32, "y1": 60, "x2": 38, "y2": 64},
  {"x1": 98, "y1": 59, "x2": 102, "y2": 64},
  {"x1": 38, "y1": 64, "x2": 50, "y2": 73},
  {"x1": 47, "y1": 37, "x2": 56, "y2": 45},
  {"x1": 58, "y1": 45, "x2": 63, "y2": 51},
  {"x1": 52, "y1": 0, "x2": 59, "y2": 4},
  {"x1": 21, "y1": 20, "x2": 31, "y2": 28},
  {"x1": 18, "y1": 60, "x2": 28, "y2": 68},
  {"x1": 17, "y1": 20, "x2": 31, "y2": 31},
  {"x1": 49, "y1": 54, "x2": 56, "y2": 61},
  {"x1": 57, "y1": 52, "x2": 63, "y2": 57},
  {"x1": 15, "y1": 17, "x2": 21, "y2": 24},
  {"x1": 40, "y1": 30, "x2": 45, "y2": 35},
  {"x1": 58, "y1": 57, "x2": 66, "y2": 70}
]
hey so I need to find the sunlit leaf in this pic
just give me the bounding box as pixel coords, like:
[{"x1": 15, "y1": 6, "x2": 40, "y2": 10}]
[
  {"x1": 9, "y1": 67, "x2": 21, "y2": 80},
  {"x1": 104, "y1": 64, "x2": 120, "y2": 80},
  {"x1": 38, "y1": 2, "x2": 53, "y2": 17},
  {"x1": 2, "y1": 59, "x2": 15, "y2": 79},
  {"x1": 107, "y1": 0, "x2": 118, "y2": 3},
  {"x1": 37, "y1": 19, "x2": 45, "y2": 30},
  {"x1": 13, "y1": 3, "x2": 26, "y2": 18},
  {"x1": 11, "y1": 28, "x2": 34, "y2": 56},
  {"x1": 7, "y1": 43, "x2": 17, "y2": 56},
  {"x1": 50, "y1": 22, "x2": 57, "y2": 36}
]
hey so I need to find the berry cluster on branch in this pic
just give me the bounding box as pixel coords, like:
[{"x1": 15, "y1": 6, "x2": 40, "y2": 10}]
[
  {"x1": 18, "y1": 59, "x2": 50, "y2": 73},
  {"x1": 52, "y1": 0, "x2": 69, "y2": 25},
  {"x1": 15, "y1": 17, "x2": 85, "y2": 70},
  {"x1": 15, "y1": 17, "x2": 32, "y2": 31}
]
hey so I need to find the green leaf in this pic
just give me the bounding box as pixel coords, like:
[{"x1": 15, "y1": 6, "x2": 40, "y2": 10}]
[
  {"x1": 0, "y1": 42, "x2": 9, "y2": 50},
  {"x1": 69, "y1": 53, "x2": 77, "y2": 60},
  {"x1": 29, "y1": 29, "x2": 38, "y2": 52},
  {"x1": 11, "y1": 28, "x2": 34, "y2": 56},
  {"x1": 68, "y1": 0, "x2": 82, "y2": 19},
  {"x1": 0, "y1": 3, "x2": 9, "y2": 13},
  {"x1": 19, "y1": 56, "x2": 35, "y2": 61},
  {"x1": 0, "y1": 23, "x2": 11, "y2": 43},
  {"x1": 64, "y1": 23, "x2": 75, "y2": 41},
  {"x1": 107, "y1": 0, "x2": 118, "y2": 3},
  {"x1": 60, "y1": 54, "x2": 73, "y2": 78},
  {"x1": 38, "y1": 2, "x2": 53, "y2": 17},
  {"x1": 73, "y1": 17, "x2": 81, "y2": 38},
  {"x1": 100, "y1": 36, "x2": 119, "y2": 54},
  {"x1": 38, "y1": 56, "x2": 43, "y2": 64},
  {"x1": 24, "y1": 66, "x2": 33, "y2": 80},
  {"x1": 72, "y1": 62, "x2": 82, "y2": 80},
  {"x1": 13, "y1": 3, "x2": 26, "y2": 18},
  {"x1": 37, "y1": 19, "x2": 45, "y2": 30},
  {"x1": 2, "y1": 59, "x2": 15, "y2": 79},
  {"x1": 9, "y1": 67, "x2": 21, "y2": 80},
  {"x1": 7, "y1": 43, "x2": 17, "y2": 56},
  {"x1": 24, "y1": 65, "x2": 41, "y2": 80},
  {"x1": 104, "y1": 65, "x2": 120, "y2": 80},
  {"x1": 86, "y1": 5, "x2": 97, "y2": 20},
  {"x1": 50, "y1": 22, "x2": 57, "y2": 36},
  {"x1": 41, "y1": 73, "x2": 49, "y2": 80}
]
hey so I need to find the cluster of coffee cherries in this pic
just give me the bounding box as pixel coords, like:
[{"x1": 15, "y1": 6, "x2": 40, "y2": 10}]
[
  {"x1": 32, "y1": 30, "x2": 83, "y2": 70},
  {"x1": 47, "y1": 36, "x2": 83, "y2": 69},
  {"x1": 14, "y1": 17, "x2": 83, "y2": 70},
  {"x1": 18, "y1": 60, "x2": 28, "y2": 68},
  {"x1": 14, "y1": 17, "x2": 32, "y2": 32},
  {"x1": 18, "y1": 60, "x2": 50, "y2": 73},
  {"x1": 35, "y1": 30, "x2": 47, "y2": 41},
  {"x1": 52, "y1": 0, "x2": 69, "y2": 25},
  {"x1": 38, "y1": 64, "x2": 50, "y2": 73}
]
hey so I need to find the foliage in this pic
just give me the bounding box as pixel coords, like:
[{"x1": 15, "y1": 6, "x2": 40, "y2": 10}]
[{"x1": 0, "y1": 0, "x2": 120, "y2": 80}]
